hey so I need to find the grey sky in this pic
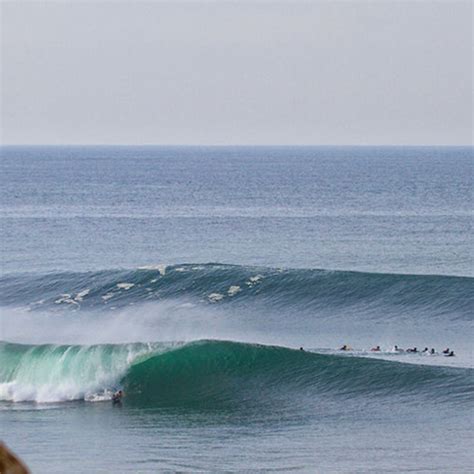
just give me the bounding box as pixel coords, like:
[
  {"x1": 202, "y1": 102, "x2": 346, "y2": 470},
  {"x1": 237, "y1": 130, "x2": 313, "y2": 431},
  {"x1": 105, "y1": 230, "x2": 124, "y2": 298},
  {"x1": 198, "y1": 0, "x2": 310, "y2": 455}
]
[{"x1": 1, "y1": 1, "x2": 472, "y2": 145}]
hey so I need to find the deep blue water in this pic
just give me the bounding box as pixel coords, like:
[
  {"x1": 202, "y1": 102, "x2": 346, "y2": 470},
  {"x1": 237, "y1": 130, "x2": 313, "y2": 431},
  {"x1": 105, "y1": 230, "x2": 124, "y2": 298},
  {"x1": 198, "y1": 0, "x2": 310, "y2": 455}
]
[
  {"x1": 0, "y1": 146, "x2": 473, "y2": 472},
  {"x1": 1, "y1": 145, "x2": 472, "y2": 275}
]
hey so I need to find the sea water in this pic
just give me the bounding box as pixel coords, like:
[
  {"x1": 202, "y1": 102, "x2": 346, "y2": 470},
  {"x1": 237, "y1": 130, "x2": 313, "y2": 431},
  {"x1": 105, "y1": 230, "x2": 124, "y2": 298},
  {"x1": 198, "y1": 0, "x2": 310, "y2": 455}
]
[{"x1": 0, "y1": 146, "x2": 472, "y2": 472}]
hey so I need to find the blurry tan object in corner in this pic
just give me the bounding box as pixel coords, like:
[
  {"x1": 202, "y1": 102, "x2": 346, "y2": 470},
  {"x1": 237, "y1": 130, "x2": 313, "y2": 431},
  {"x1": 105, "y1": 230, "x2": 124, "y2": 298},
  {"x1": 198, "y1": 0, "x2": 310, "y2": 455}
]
[{"x1": 0, "y1": 443, "x2": 29, "y2": 474}]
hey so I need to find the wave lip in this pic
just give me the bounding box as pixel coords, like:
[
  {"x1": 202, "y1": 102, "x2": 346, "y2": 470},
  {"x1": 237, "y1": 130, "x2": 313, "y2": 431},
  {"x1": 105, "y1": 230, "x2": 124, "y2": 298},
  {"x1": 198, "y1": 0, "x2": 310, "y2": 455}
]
[{"x1": 0, "y1": 340, "x2": 471, "y2": 407}]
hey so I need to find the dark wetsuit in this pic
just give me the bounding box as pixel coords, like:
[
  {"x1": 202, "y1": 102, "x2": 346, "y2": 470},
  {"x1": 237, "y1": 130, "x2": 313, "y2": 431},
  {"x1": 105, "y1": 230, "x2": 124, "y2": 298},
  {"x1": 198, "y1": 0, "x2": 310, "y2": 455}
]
[{"x1": 112, "y1": 392, "x2": 123, "y2": 404}]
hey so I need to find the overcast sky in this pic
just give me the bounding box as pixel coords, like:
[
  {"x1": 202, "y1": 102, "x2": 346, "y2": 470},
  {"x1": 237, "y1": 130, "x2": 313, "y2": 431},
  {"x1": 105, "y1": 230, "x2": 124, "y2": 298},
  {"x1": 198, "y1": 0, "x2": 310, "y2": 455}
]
[{"x1": 1, "y1": 1, "x2": 472, "y2": 145}]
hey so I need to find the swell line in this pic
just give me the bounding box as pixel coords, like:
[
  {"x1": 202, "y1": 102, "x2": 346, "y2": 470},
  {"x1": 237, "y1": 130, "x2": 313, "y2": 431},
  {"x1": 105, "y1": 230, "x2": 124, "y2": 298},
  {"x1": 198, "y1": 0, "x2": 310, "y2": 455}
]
[{"x1": 0, "y1": 264, "x2": 472, "y2": 319}]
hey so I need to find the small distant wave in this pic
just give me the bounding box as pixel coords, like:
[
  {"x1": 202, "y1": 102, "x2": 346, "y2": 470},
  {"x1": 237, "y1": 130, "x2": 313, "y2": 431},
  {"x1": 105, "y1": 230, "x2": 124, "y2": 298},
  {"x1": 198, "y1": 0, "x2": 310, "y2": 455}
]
[{"x1": 0, "y1": 264, "x2": 472, "y2": 320}]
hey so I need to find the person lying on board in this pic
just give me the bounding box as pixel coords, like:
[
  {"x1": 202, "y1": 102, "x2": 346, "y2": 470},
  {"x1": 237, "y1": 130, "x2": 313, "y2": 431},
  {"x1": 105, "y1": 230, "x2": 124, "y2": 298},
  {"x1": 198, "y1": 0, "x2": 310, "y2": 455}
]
[{"x1": 112, "y1": 390, "x2": 123, "y2": 404}]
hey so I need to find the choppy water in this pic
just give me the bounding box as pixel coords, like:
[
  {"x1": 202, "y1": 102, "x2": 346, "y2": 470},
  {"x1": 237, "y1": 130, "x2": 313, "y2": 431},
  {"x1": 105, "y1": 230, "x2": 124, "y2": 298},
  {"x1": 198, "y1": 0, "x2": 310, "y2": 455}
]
[{"x1": 0, "y1": 146, "x2": 473, "y2": 472}]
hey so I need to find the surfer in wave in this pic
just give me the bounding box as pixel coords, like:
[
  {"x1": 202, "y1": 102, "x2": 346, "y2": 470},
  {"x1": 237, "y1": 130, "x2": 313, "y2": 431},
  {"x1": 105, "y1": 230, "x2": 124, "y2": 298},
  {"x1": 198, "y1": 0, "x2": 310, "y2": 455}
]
[{"x1": 112, "y1": 390, "x2": 123, "y2": 404}]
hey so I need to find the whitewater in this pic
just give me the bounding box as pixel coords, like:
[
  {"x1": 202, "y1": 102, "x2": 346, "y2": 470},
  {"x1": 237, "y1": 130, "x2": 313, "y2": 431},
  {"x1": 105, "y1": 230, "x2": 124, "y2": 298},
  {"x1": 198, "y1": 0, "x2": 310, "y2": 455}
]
[{"x1": 1, "y1": 146, "x2": 473, "y2": 472}]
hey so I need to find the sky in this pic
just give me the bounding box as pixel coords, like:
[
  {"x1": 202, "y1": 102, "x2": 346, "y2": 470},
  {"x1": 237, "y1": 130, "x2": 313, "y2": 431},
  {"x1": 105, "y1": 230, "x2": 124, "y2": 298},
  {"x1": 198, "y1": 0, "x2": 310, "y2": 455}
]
[{"x1": 1, "y1": 0, "x2": 472, "y2": 145}]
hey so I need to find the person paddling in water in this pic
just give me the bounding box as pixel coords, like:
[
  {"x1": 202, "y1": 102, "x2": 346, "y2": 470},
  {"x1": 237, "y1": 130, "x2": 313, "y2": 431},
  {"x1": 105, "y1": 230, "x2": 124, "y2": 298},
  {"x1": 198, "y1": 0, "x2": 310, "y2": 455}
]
[{"x1": 112, "y1": 390, "x2": 123, "y2": 404}]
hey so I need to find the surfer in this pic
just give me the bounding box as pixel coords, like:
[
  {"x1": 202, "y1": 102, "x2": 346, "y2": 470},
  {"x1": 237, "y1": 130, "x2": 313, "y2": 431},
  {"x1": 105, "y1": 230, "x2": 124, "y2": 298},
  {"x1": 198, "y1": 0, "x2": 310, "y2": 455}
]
[
  {"x1": 371, "y1": 345, "x2": 381, "y2": 352},
  {"x1": 442, "y1": 348, "x2": 450, "y2": 354},
  {"x1": 393, "y1": 345, "x2": 404, "y2": 352},
  {"x1": 430, "y1": 348, "x2": 436, "y2": 355},
  {"x1": 339, "y1": 344, "x2": 351, "y2": 351},
  {"x1": 299, "y1": 347, "x2": 305, "y2": 351},
  {"x1": 406, "y1": 347, "x2": 418, "y2": 353},
  {"x1": 112, "y1": 390, "x2": 123, "y2": 404},
  {"x1": 422, "y1": 347, "x2": 429, "y2": 354},
  {"x1": 445, "y1": 351, "x2": 455, "y2": 357}
]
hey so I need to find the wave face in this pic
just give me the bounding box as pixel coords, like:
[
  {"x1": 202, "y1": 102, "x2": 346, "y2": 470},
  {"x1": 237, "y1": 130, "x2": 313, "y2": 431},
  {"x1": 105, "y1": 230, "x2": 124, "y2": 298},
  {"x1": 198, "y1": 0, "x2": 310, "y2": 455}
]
[
  {"x1": 0, "y1": 264, "x2": 472, "y2": 319},
  {"x1": 1, "y1": 340, "x2": 472, "y2": 407}
]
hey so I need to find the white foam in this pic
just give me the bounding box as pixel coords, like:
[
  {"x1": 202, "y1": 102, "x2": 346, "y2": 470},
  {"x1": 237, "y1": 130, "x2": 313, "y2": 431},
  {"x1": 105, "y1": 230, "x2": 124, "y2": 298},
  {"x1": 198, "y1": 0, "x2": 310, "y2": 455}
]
[
  {"x1": 246, "y1": 275, "x2": 264, "y2": 286},
  {"x1": 138, "y1": 264, "x2": 167, "y2": 276},
  {"x1": 208, "y1": 293, "x2": 224, "y2": 303},
  {"x1": 117, "y1": 283, "x2": 135, "y2": 290},
  {"x1": 84, "y1": 390, "x2": 114, "y2": 402},
  {"x1": 54, "y1": 294, "x2": 79, "y2": 306},
  {"x1": 102, "y1": 292, "x2": 114, "y2": 301},
  {"x1": 74, "y1": 289, "x2": 90, "y2": 302},
  {"x1": 227, "y1": 285, "x2": 241, "y2": 296}
]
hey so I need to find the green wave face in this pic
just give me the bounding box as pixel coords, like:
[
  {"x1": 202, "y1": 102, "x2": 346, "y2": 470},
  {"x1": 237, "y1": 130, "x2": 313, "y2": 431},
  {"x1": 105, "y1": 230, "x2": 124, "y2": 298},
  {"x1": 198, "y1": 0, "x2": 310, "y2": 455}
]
[
  {"x1": 1, "y1": 340, "x2": 471, "y2": 407},
  {"x1": 122, "y1": 340, "x2": 472, "y2": 407}
]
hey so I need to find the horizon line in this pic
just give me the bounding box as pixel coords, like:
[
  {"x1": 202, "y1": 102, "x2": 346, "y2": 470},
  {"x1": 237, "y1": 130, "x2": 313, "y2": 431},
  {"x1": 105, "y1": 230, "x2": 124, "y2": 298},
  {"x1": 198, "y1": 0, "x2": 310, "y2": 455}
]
[{"x1": 1, "y1": 143, "x2": 472, "y2": 148}]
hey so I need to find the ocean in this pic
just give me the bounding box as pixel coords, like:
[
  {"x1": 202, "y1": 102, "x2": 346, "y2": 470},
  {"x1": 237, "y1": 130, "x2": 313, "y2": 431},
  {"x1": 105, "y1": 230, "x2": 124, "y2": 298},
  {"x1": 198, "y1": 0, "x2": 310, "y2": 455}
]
[{"x1": 0, "y1": 145, "x2": 472, "y2": 472}]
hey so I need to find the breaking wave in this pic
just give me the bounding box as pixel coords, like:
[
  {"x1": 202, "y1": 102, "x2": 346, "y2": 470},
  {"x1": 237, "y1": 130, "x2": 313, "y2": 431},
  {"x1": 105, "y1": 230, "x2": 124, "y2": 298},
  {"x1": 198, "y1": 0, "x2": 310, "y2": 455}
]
[{"x1": 0, "y1": 340, "x2": 471, "y2": 407}]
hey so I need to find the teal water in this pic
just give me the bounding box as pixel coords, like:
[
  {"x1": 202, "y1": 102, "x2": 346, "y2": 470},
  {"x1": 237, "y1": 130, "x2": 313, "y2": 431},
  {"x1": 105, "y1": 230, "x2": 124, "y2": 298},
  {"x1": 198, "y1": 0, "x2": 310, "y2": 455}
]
[{"x1": 0, "y1": 146, "x2": 473, "y2": 472}]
